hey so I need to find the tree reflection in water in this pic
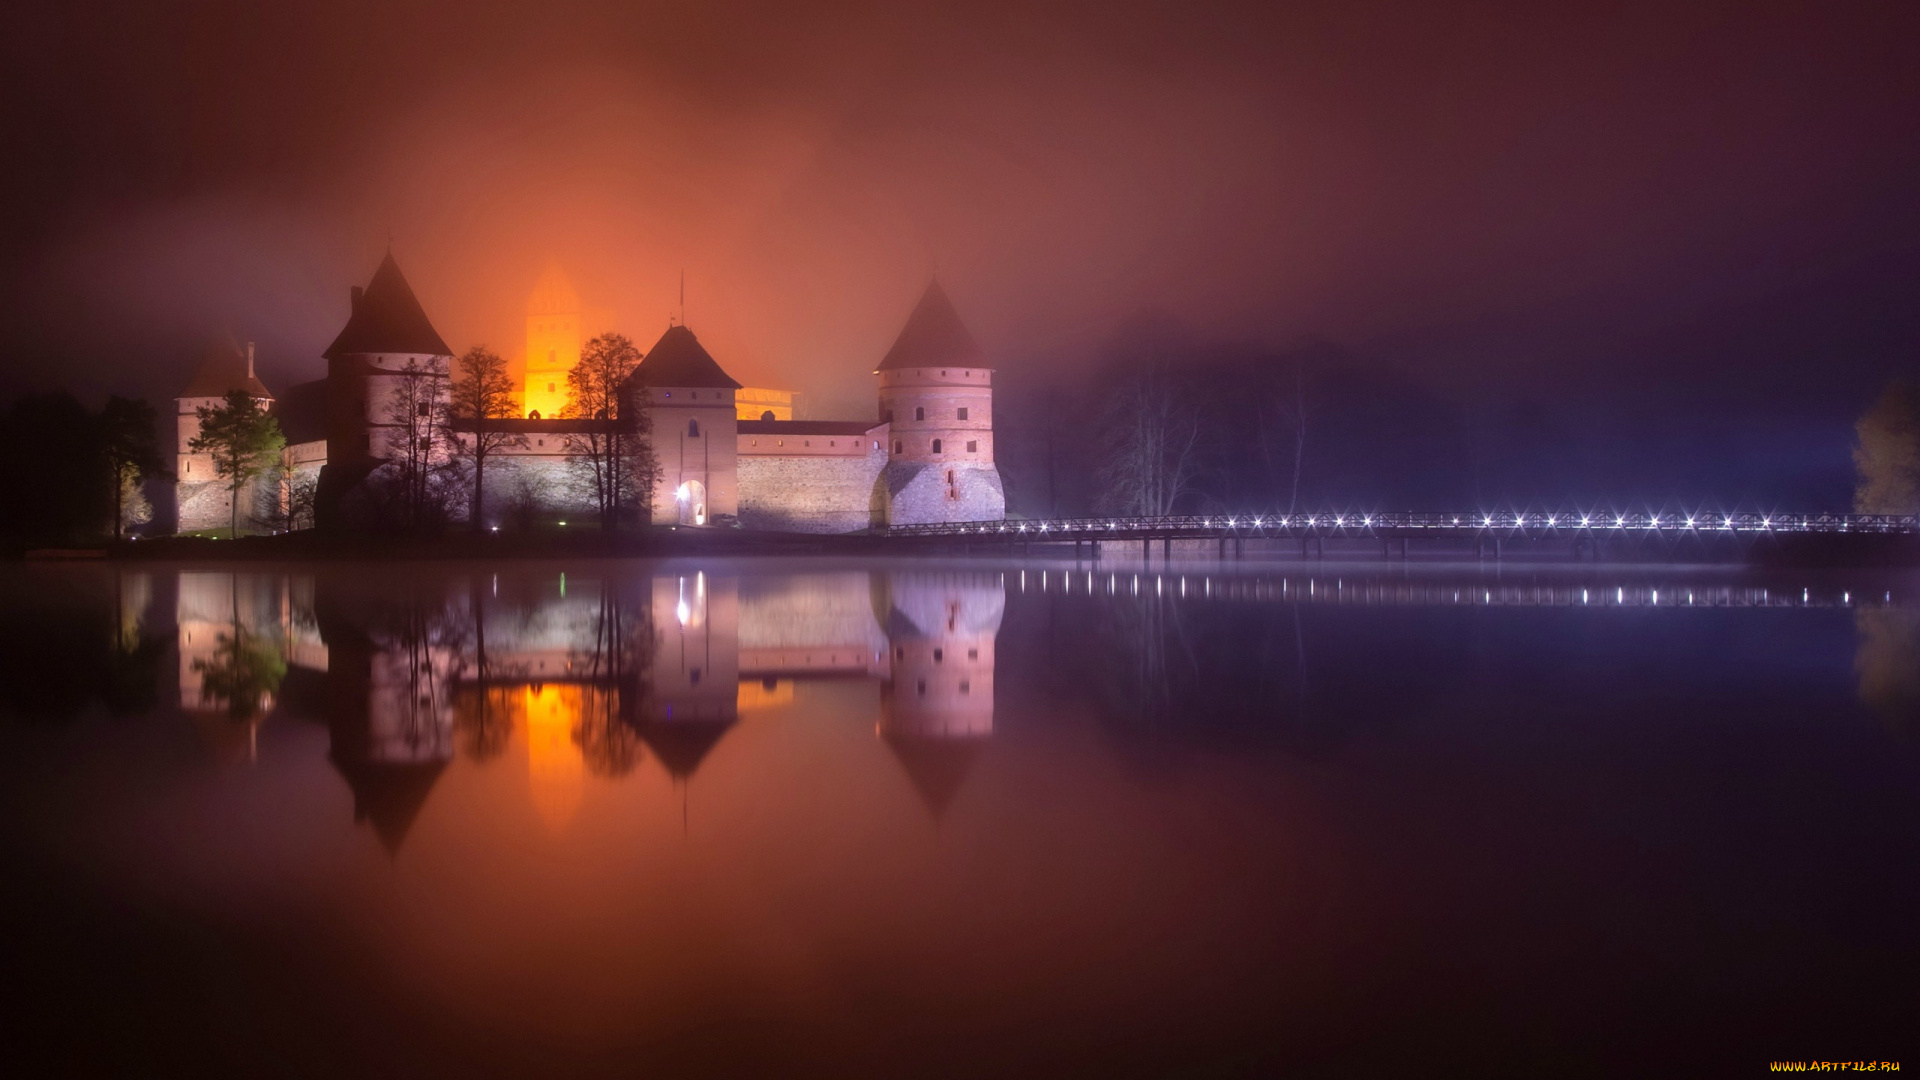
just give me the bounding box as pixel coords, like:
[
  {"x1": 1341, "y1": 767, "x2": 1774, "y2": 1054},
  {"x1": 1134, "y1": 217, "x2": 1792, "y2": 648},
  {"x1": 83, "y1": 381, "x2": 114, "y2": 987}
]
[
  {"x1": 191, "y1": 625, "x2": 286, "y2": 722},
  {"x1": 1856, "y1": 608, "x2": 1920, "y2": 739}
]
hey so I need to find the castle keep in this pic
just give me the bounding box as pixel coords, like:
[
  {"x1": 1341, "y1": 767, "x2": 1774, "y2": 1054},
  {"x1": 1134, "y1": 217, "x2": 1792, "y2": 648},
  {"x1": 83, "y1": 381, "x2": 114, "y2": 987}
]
[{"x1": 173, "y1": 254, "x2": 1006, "y2": 533}]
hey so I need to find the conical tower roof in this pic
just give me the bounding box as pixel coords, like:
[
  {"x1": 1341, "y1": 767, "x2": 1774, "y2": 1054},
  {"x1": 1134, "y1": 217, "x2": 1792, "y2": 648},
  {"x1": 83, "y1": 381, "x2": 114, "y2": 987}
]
[
  {"x1": 627, "y1": 324, "x2": 742, "y2": 389},
  {"x1": 528, "y1": 263, "x2": 580, "y2": 316},
  {"x1": 882, "y1": 733, "x2": 983, "y2": 819},
  {"x1": 322, "y1": 252, "x2": 453, "y2": 360},
  {"x1": 632, "y1": 716, "x2": 736, "y2": 780},
  {"x1": 328, "y1": 752, "x2": 448, "y2": 855},
  {"x1": 180, "y1": 334, "x2": 273, "y2": 399},
  {"x1": 876, "y1": 280, "x2": 989, "y2": 372}
]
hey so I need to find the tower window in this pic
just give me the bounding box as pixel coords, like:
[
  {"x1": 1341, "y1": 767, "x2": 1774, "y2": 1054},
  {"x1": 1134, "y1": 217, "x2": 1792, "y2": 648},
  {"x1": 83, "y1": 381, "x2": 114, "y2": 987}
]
[
  {"x1": 967, "y1": 441, "x2": 978, "y2": 453},
  {"x1": 960, "y1": 680, "x2": 970, "y2": 694},
  {"x1": 914, "y1": 407, "x2": 925, "y2": 421},
  {"x1": 934, "y1": 648, "x2": 943, "y2": 662},
  {"x1": 688, "y1": 420, "x2": 700, "y2": 437},
  {"x1": 416, "y1": 402, "x2": 430, "y2": 417},
  {"x1": 893, "y1": 441, "x2": 902, "y2": 454},
  {"x1": 548, "y1": 349, "x2": 555, "y2": 364},
  {"x1": 761, "y1": 410, "x2": 775, "y2": 421},
  {"x1": 931, "y1": 439, "x2": 942, "y2": 453},
  {"x1": 957, "y1": 407, "x2": 968, "y2": 420}
]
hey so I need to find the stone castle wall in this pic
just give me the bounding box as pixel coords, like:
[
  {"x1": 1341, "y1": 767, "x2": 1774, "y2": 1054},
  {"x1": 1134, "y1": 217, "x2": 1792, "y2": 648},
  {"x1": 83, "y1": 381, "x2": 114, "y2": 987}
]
[
  {"x1": 884, "y1": 462, "x2": 1006, "y2": 526},
  {"x1": 737, "y1": 446, "x2": 888, "y2": 533}
]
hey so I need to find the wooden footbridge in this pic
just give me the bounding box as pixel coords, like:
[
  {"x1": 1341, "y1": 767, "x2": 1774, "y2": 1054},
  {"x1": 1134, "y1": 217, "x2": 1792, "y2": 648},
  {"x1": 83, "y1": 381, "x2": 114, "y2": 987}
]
[{"x1": 880, "y1": 511, "x2": 1920, "y2": 560}]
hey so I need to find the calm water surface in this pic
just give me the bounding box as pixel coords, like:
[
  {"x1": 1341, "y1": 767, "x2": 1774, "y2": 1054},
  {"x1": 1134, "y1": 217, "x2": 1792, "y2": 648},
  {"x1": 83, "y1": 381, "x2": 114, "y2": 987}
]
[{"x1": 1, "y1": 558, "x2": 1916, "y2": 1076}]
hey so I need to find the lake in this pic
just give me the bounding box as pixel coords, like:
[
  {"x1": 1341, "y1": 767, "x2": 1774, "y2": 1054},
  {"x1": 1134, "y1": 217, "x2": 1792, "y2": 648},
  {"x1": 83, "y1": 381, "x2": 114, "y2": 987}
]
[{"x1": 1, "y1": 558, "x2": 1914, "y2": 1076}]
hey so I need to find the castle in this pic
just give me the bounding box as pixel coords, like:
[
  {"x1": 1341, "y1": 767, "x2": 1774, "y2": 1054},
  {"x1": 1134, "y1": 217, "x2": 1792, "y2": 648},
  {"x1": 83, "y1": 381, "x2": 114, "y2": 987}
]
[{"x1": 174, "y1": 253, "x2": 1007, "y2": 533}]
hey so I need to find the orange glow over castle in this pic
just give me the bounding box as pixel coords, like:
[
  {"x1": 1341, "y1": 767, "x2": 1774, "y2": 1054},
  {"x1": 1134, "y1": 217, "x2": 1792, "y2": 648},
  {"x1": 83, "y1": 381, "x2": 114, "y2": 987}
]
[{"x1": 521, "y1": 264, "x2": 581, "y2": 419}]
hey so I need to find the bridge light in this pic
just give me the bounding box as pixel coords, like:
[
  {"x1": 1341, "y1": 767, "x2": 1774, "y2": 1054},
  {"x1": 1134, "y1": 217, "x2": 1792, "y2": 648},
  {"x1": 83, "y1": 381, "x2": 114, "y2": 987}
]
[
  {"x1": 1580, "y1": 517, "x2": 1589, "y2": 527},
  {"x1": 1308, "y1": 517, "x2": 1316, "y2": 525},
  {"x1": 1335, "y1": 516, "x2": 1344, "y2": 526},
  {"x1": 1362, "y1": 516, "x2": 1371, "y2": 526},
  {"x1": 1253, "y1": 517, "x2": 1263, "y2": 526},
  {"x1": 1615, "y1": 517, "x2": 1624, "y2": 528},
  {"x1": 1547, "y1": 515, "x2": 1555, "y2": 526},
  {"x1": 1484, "y1": 516, "x2": 1493, "y2": 526},
  {"x1": 1228, "y1": 518, "x2": 1237, "y2": 527},
  {"x1": 1685, "y1": 517, "x2": 1694, "y2": 528}
]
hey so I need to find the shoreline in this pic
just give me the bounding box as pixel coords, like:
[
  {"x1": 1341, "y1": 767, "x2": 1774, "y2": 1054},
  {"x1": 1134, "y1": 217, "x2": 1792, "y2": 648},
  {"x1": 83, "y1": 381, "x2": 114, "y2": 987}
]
[{"x1": 14, "y1": 527, "x2": 1920, "y2": 567}]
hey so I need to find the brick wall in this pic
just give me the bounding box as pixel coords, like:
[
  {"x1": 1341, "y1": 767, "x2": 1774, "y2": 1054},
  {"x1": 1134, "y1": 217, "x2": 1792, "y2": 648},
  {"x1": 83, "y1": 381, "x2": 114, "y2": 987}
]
[{"x1": 737, "y1": 445, "x2": 888, "y2": 533}]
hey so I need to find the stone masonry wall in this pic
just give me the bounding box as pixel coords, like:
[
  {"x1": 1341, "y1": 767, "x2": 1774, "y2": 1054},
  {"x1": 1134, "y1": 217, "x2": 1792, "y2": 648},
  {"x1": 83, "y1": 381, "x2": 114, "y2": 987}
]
[
  {"x1": 737, "y1": 446, "x2": 888, "y2": 533},
  {"x1": 884, "y1": 462, "x2": 1006, "y2": 526}
]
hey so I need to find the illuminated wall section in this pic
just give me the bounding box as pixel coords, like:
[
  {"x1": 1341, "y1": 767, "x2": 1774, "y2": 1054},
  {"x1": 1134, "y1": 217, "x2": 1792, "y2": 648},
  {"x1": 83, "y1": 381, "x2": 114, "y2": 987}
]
[{"x1": 523, "y1": 264, "x2": 582, "y2": 419}]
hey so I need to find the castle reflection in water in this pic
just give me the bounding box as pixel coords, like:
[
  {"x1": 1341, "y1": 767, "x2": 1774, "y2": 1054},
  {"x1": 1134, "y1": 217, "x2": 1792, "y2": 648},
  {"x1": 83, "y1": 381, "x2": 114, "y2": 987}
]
[{"x1": 160, "y1": 567, "x2": 1002, "y2": 851}]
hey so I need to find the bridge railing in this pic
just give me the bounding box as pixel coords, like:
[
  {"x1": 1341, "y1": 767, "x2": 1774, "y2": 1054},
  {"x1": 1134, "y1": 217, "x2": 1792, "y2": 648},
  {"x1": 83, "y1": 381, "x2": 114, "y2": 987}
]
[{"x1": 882, "y1": 511, "x2": 1920, "y2": 538}]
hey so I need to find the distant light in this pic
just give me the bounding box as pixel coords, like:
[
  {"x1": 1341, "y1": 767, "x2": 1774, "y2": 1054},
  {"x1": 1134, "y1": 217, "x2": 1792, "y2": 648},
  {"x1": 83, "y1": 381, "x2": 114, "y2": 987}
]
[
  {"x1": 1580, "y1": 517, "x2": 1590, "y2": 527},
  {"x1": 490, "y1": 525, "x2": 499, "y2": 533},
  {"x1": 558, "y1": 520, "x2": 567, "y2": 526},
  {"x1": 1483, "y1": 516, "x2": 1493, "y2": 526}
]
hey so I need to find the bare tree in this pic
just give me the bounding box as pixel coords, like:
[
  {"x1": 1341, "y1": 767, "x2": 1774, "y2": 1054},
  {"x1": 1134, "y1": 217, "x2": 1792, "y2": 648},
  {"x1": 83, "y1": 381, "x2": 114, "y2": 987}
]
[
  {"x1": 1096, "y1": 363, "x2": 1201, "y2": 516},
  {"x1": 1855, "y1": 379, "x2": 1920, "y2": 514},
  {"x1": 444, "y1": 345, "x2": 528, "y2": 530},
  {"x1": 263, "y1": 470, "x2": 318, "y2": 532},
  {"x1": 561, "y1": 333, "x2": 658, "y2": 531},
  {"x1": 380, "y1": 357, "x2": 454, "y2": 530}
]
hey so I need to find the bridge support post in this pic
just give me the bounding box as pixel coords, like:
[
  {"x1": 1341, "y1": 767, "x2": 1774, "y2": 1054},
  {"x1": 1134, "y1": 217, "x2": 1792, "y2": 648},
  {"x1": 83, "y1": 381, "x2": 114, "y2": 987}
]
[
  {"x1": 1093, "y1": 540, "x2": 1101, "y2": 561},
  {"x1": 1163, "y1": 536, "x2": 1172, "y2": 560},
  {"x1": 1235, "y1": 537, "x2": 1244, "y2": 559},
  {"x1": 1143, "y1": 537, "x2": 1151, "y2": 563}
]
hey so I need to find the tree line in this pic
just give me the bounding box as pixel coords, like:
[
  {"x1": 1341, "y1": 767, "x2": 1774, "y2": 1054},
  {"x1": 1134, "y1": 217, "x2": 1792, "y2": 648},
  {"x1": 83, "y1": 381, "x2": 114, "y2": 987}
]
[{"x1": 0, "y1": 393, "x2": 162, "y2": 549}]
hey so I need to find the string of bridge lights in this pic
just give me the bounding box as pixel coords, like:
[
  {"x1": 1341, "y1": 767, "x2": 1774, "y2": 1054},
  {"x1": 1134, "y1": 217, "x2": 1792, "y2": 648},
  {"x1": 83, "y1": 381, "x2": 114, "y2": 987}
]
[
  {"x1": 886, "y1": 511, "x2": 1920, "y2": 537},
  {"x1": 1004, "y1": 570, "x2": 1896, "y2": 610}
]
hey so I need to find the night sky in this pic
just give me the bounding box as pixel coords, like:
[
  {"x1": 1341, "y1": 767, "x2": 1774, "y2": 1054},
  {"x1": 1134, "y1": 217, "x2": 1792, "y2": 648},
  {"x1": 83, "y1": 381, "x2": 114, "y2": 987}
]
[{"x1": 3, "y1": 0, "x2": 1916, "y2": 506}]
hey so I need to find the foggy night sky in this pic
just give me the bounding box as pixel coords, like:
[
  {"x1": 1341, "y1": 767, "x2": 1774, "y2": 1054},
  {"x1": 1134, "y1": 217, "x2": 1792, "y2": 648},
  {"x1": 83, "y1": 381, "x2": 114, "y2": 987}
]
[{"x1": 2, "y1": 0, "x2": 1917, "y2": 505}]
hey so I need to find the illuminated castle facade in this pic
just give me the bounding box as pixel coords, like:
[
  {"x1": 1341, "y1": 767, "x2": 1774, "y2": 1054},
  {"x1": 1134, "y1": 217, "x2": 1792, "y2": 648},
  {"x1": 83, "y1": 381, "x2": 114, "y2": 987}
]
[{"x1": 172, "y1": 253, "x2": 1005, "y2": 533}]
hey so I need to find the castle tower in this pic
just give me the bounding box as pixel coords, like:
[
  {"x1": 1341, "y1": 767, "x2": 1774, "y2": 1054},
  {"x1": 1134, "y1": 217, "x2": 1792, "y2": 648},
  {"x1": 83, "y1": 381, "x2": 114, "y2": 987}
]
[
  {"x1": 876, "y1": 281, "x2": 1006, "y2": 524},
  {"x1": 622, "y1": 325, "x2": 741, "y2": 525},
  {"x1": 174, "y1": 336, "x2": 275, "y2": 534},
  {"x1": 318, "y1": 252, "x2": 454, "y2": 472},
  {"x1": 523, "y1": 263, "x2": 581, "y2": 420}
]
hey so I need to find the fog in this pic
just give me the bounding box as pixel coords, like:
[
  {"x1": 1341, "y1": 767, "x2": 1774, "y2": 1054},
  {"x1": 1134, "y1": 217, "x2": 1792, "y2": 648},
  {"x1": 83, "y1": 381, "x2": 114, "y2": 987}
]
[{"x1": 4, "y1": 0, "x2": 1917, "y2": 502}]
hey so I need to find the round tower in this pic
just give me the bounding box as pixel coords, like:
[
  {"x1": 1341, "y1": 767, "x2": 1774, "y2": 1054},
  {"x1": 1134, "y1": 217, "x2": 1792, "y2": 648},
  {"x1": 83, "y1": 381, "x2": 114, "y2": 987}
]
[{"x1": 876, "y1": 281, "x2": 1006, "y2": 524}]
